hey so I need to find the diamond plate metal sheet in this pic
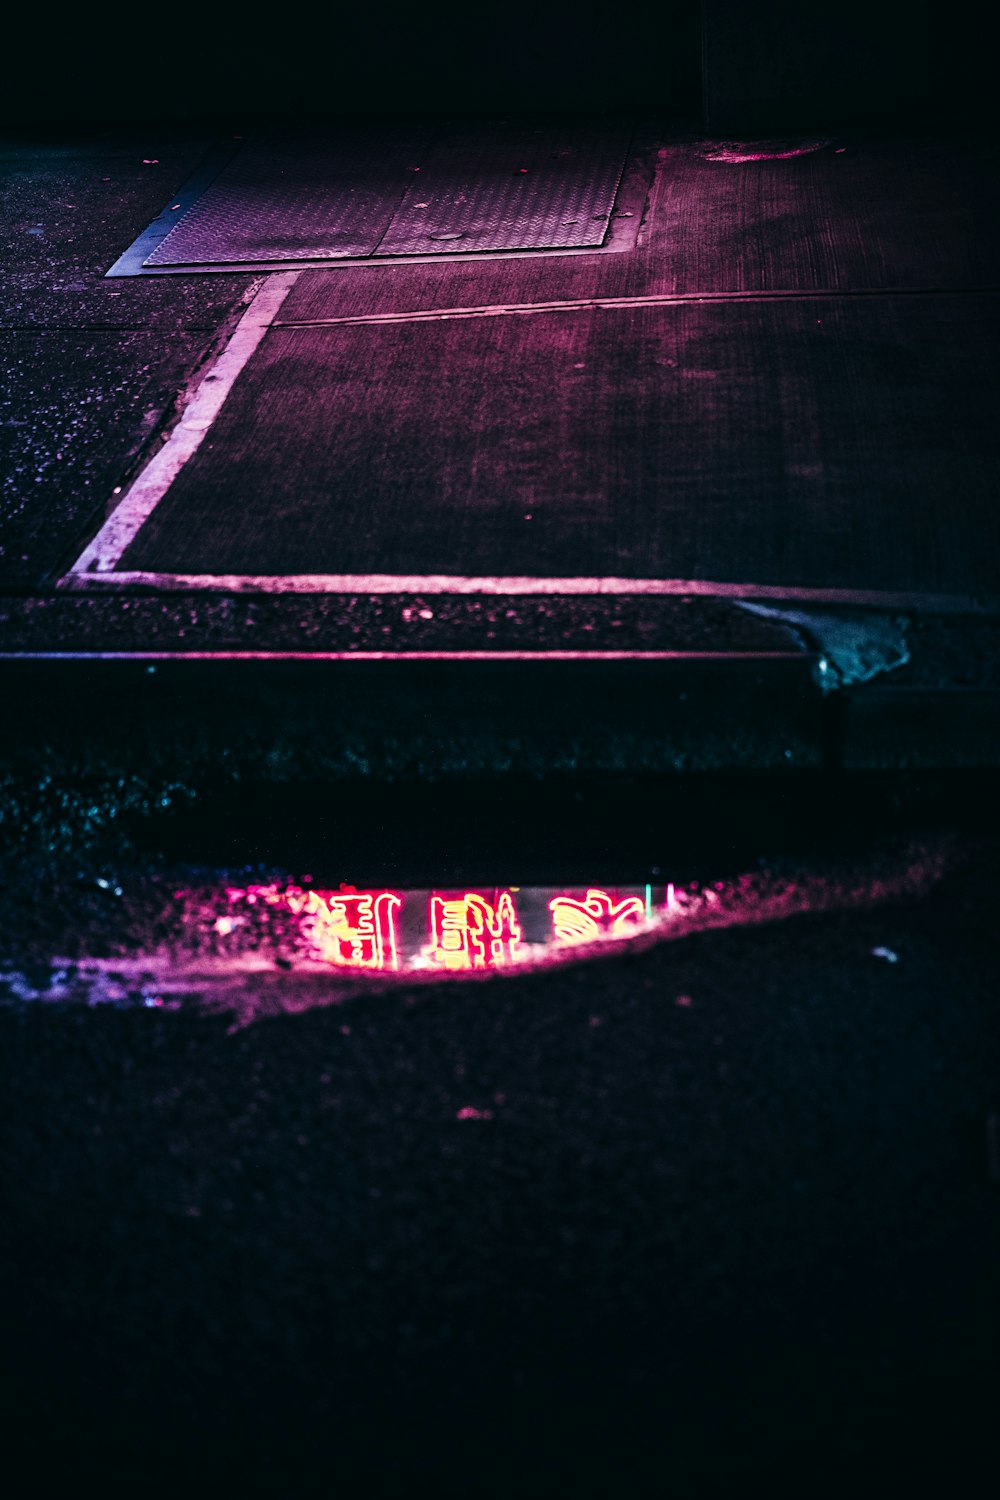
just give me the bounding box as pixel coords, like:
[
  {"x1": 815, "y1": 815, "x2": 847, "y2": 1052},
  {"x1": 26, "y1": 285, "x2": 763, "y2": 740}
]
[
  {"x1": 376, "y1": 121, "x2": 633, "y2": 256},
  {"x1": 142, "y1": 121, "x2": 634, "y2": 268},
  {"x1": 144, "y1": 126, "x2": 437, "y2": 267}
]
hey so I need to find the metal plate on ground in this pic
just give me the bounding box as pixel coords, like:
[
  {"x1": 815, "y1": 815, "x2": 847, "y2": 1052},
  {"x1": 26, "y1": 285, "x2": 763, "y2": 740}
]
[
  {"x1": 144, "y1": 126, "x2": 439, "y2": 266},
  {"x1": 377, "y1": 121, "x2": 631, "y2": 256},
  {"x1": 129, "y1": 120, "x2": 634, "y2": 272}
]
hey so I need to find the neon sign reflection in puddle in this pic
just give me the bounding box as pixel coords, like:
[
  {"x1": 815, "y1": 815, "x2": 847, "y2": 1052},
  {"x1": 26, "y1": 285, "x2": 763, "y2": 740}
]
[
  {"x1": 3, "y1": 839, "x2": 956, "y2": 1015},
  {"x1": 216, "y1": 883, "x2": 660, "y2": 974}
]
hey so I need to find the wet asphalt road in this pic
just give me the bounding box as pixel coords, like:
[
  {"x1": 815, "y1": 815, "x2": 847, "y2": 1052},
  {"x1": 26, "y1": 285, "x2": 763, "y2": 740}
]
[{"x1": 1, "y1": 828, "x2": 997, "y2": 1496}]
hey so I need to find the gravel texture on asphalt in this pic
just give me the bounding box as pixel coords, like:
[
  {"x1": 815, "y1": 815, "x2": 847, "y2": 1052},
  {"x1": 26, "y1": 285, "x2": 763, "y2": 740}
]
[{"x1": 0, "y1": 135, "x2": 253, "y2": 587}]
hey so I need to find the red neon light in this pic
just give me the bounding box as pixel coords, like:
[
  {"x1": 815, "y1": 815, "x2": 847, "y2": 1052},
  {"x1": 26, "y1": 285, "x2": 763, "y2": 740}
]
[
  {"x1": 424, "y1": 891, "x2": 523, "y2": 971},
  {"x1": 548, "y1": 889, "x2": 646, "y2": 946},
  {"x1": 219, "y1": 881, "x2": 651, "y2": 977},
  {"x1": 285, "y1": 888, "x2": 402, "y2": 970}
]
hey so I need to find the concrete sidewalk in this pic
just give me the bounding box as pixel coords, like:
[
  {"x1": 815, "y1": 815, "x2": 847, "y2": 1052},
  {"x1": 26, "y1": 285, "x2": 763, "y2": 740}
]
[{"x1": 2, "y1": 118, "x2": 998, "y2": 772}]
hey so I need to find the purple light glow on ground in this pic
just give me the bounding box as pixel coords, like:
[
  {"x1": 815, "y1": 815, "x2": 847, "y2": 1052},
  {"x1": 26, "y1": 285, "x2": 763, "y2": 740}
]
[
  {"x1": 0, "y1": 836, "x2": 957, "y2": 1025},
  {"x1": 701, "y1": 139, "x2": 831, "y2": 163}
]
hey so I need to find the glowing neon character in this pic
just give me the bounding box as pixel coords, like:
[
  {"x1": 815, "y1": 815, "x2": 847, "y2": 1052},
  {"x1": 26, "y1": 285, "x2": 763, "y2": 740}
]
[
  {"x1": 549, "y1": 889, "x2": 645, "y2": 946},
  {"x1": 286, "y1": 888, "x2": 402, "y2": 970},
  {"x1": 425, "y1": 891, "x2": 523, "y2": 971}
]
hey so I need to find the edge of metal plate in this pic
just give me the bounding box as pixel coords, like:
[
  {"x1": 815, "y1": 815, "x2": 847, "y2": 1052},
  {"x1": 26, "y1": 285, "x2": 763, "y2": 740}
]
[
  {"x1": 104, "y1": 142, "x2": 245, "y2": 278},
  {"x1": 105, "y1": 120, "x2": 660, "y2": 278}
]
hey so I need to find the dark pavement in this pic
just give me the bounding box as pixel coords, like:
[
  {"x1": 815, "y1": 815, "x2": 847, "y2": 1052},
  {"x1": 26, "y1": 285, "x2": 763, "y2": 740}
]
[
  {"x1": 2, "y1": 833, "x2": 997, "y2": 1496},
  {"x1": 0, "y1": 133, "x2": 253, "y2": 588},
  {"x1": 1, "y1": 85, "x2": 998, "y2": 1497}
]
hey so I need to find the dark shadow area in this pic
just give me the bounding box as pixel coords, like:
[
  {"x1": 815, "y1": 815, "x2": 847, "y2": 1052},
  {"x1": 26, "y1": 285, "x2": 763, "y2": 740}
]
[
  {"x1": 703, "y1": 1, "x2": 974, "y2": 134},
  {"x1": 4, "y1": 2, "x2": 701, "y2": 127},
  {"x1": 144, "y1": 770, "x2": 1000, "y2": 889},
  {"x1": 6, "y1": 2, "x2": 976, "y2": 133},
  {"x1": 2, "y1": 838, "x2": 997, "y2": 1496}
]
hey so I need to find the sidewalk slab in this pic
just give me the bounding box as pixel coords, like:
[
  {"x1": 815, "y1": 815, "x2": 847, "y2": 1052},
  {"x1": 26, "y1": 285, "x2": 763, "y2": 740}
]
[
  {"x1": 101, "y1": 294, "x2": 998, "y2": 603},
  {"x1": 2, "y1": 123, "x2": 997, "y2": 731}
]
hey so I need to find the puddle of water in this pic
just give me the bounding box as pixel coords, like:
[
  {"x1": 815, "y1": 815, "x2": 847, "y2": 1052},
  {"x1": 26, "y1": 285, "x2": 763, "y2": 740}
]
[
  {"x1": 0, "y1": 835, "x2": 959, "y2": 1025},
  {"x1": 201, "y1": 880, "x2": 656, "y2": 972}
]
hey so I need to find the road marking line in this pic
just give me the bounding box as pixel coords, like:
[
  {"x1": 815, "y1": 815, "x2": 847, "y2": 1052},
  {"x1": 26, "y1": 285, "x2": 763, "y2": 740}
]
[
  {"x1": 65, "y1": 272, "x2": 301, "y2": 578},
  {"x1": 56, "y1": 570, "x2": 997, "y2": 614}
]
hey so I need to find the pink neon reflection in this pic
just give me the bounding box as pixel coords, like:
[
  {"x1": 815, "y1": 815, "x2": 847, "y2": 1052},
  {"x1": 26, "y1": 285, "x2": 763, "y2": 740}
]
[
  {"x1": 217, "y1": 883, "x2": 654, "y2": 973},
  {"x1": 224, "y1": 884, "x2": 402, "y2": 970},
  {"x1": 18, "y1": 842, "x2": 952, "y2": 1019},
  {"x1": 549, "y1": 889, "x2": 645, "y2": 945},
  {"x1": 425, "y1": 891, "x2": 523, "y2": 971},
  {"x1": 287, "y1": 889, "x2": 401, "y2": 970}
]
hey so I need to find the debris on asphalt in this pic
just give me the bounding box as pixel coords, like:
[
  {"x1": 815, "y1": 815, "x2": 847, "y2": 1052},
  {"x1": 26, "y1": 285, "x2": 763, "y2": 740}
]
[{"x1": 871, "y1": 946, "x2": 900, "y2": 964}]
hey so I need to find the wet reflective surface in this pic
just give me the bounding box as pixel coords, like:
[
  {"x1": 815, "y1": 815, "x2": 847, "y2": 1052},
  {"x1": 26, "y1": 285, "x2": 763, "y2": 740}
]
[
  {"x1": 201, "y1": 881, "x2": 654, "y2": 971},
  {"x1": 3, "y1": 821, "x2": 997, "y2": 1498},
  {"x1": 2, "y1": 765, "x2": 997, "y2": 1496},
  {"x1": 0, "y1": 834, "x2": 959, "y2": 1025}
]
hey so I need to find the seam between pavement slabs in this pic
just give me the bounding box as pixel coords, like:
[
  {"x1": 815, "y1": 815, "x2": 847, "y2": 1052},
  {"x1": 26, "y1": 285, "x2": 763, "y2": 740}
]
[
  {"x1": 270, "y1": 285, "x2": 1000, "y2": 329},
  {"x1": 5, "y1": 281, "x2": 995, "y2": 335}
]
